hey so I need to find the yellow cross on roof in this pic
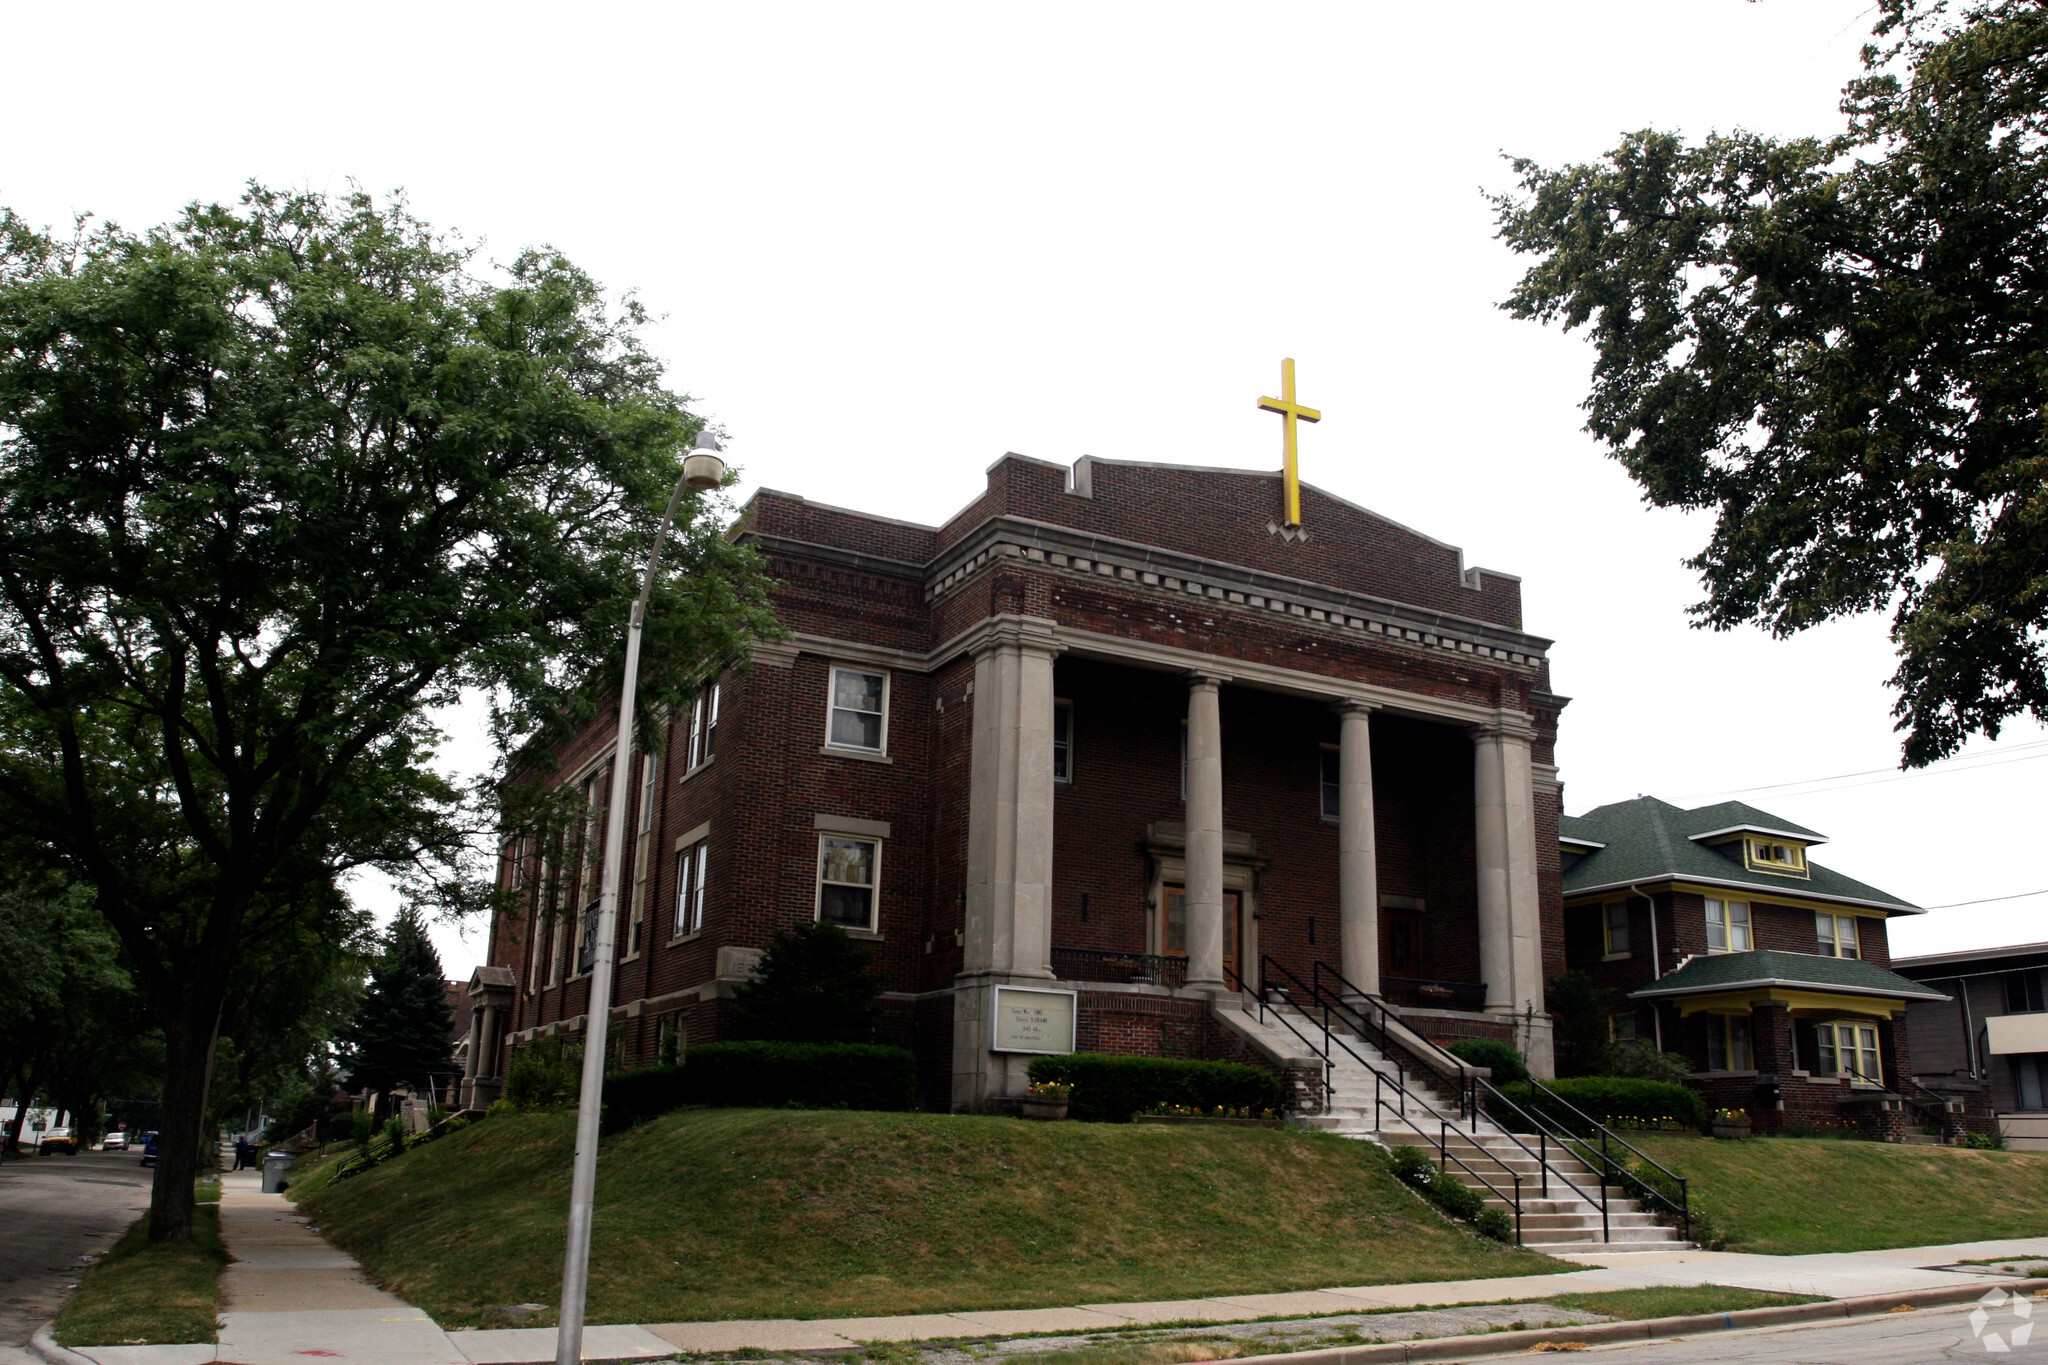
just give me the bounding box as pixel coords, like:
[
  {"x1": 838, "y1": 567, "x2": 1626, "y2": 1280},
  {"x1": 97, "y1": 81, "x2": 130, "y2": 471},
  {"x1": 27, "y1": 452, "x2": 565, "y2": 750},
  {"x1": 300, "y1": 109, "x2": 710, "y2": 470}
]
[{"x1": 1258, "y1": 358, "x2": 1320, "y2": 528}]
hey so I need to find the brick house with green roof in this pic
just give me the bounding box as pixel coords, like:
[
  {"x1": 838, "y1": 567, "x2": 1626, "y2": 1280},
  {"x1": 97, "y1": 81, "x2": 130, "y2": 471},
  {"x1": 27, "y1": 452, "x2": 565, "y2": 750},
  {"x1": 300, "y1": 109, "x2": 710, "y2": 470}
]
[{"x1": 1560, "y1": 796, "x2": 1960, "y2": 1140}]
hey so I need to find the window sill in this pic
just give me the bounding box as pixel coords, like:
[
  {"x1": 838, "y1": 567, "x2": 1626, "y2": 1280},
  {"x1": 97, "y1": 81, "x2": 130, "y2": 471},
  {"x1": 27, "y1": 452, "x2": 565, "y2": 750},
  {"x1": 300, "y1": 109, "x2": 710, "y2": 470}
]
[
  {"x1": 679, "y1": 756, "x2": 716, "y2": 784},
  {"x1": 1602, "y1": 951, "x2": 1632, "y2": 962},
  {"x1": 667, "y1": 930, "x2": 705, "y2": 946},
  {"x1": 821, "y1": 745, "x2": 893, "y2": 764},
  {"x1": 1319, "y1": 814, "x2": 1339, "y2": 826},
  {"x1": 823, "y1": 924, "x2": 884, "y2": 940}
]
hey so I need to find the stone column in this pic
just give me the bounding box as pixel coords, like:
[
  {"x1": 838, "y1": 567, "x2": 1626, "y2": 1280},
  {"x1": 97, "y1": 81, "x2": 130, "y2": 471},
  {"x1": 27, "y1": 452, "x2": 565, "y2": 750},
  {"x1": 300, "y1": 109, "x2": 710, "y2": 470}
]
[
  {"x1": 1335, "y1": 701, "x2": 1380, "y2": 998},
  {"x1": 1184, "y1": 674, "x2": 1227, "y2": 993},
  {"x1": 1473, "y1": 716, "x2": 1552, "y2": 1075},
  {"x1": 954, "y1": 618, "x2": 1063, "y2": 1110}
]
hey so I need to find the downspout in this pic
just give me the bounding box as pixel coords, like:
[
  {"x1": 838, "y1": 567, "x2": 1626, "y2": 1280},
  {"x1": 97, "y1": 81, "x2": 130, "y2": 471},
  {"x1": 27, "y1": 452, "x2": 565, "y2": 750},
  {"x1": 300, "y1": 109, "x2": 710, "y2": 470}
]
[{"x1": 1633, "y1": 884, "x2": 1664, "y2": 1051}]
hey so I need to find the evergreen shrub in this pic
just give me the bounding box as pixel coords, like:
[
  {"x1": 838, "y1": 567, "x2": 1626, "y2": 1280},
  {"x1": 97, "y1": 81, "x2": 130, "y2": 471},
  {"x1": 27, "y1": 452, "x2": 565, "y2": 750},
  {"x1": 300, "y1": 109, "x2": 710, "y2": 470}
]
[
  {"x1": 601, "y1": 1041, "x2": 917, "y2": 1131},
  {"x1": 506, "y1": 1036, "x2": 580, "y2": 1109},
  {"x1": 1025, "y1": 1053, "x2": 1281, "y2": 1123},
  {"x1": 1446, "y1": 1038, "x2": 1529, "y2": 1084},
  {"x1": 1386, "y1": 1143, "x2": 1513, "y2": 1242},
  {"x1": 1494, "y1": 1076, "x2": 1705, "y2": 1133}
]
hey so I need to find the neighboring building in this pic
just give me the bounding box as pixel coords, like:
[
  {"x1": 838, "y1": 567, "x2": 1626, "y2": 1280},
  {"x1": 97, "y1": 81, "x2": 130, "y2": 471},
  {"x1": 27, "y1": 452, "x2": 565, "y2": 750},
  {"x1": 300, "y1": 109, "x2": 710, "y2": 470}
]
[
  {"x1": 479, "y1": 453, "x2": 1568, "y2": 1111},
  {"x1": 1894, "y1": 941, "x2": 2048, "y2": 1150},
  {"x1": 1559, "y1": 797, "x2": 1959, "y2": 1139}
]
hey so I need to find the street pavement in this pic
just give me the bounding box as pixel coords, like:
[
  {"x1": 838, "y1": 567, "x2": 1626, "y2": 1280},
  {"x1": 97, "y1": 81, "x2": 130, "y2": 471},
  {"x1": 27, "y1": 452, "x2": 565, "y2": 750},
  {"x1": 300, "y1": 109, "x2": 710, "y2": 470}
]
[
  {"x1": 1551, "y1": 1294, "x2": 2047, "y2": 1361},
  {"x1": 0, "y1": 1150, "x2": 151, "y2": 1363}
]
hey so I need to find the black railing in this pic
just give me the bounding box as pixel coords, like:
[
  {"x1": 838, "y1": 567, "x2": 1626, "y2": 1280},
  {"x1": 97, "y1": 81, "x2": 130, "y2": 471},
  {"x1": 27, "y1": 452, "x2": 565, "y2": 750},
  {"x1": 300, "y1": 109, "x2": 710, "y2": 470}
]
[
  {"x1": 1050, "y1": 947, "x2": 1187, "y2": 986},
  {"x1": 1380, "y1": 975, "x2": 1489, "y2": 1012},
  {"x1": 1496, "y1": 1074, "x2": 1693, "y2": 1245},
  {"x1": 332, "y1": 1109, "x2": 473, "y2": 1183},
  {"x1": 1231, "y1": 956, "x2": 1531, "y2": 1244},
  {"x1": 1840, "y1": 1061, "x2": 1948, "y2": 1133}
]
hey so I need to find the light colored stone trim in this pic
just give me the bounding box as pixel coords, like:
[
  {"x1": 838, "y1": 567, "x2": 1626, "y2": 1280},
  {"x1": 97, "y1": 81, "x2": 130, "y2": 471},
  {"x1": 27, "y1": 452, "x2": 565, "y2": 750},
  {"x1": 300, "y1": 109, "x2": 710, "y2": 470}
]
[
  {"x1": 815, "y1": 813, "x2": 892, "y2": 839},
  {"x1": 672, "y1": 821, "x2": 710, "y2": 850}
]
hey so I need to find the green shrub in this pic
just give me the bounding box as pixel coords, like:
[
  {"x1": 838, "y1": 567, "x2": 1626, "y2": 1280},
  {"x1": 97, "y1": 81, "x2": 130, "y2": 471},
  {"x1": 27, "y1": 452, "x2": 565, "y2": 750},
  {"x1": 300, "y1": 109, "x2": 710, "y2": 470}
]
[
  {"x1": 350, "y1": 1110, "x2": 376, "y2": 1146},
  {"x1": 1447, "y1": 1038, "x2": 1529, "y2": 1085},
  {"x1": 382, "y1": 1116, "x2": 406, "y2": 1153},
  {"x1": 1602, "y1": 1040, "x2": 1693, "y2": 1084},
  {"x1": 1386, "y1": 1143, "x2": 1508, "y2": 1240},
  {"x1": 1961, "y1": 1130, "x2": 2005, "y2": 1150},
  {"x1": 732, "y1": 923, "x2": 883, "y2": 1044},
  {"x1": 1025, "y1": 1054, "x2": 1281, "y2": 1123},
  {"x1": 1494, "y1": 1076, "x2": 1705, "y2": 1133},
  {"x1": 1472, "y1": 1207, "x2": 1515, "y2": 1242},
  {"x1": 601, "y1": 1042, "x2": 917, "y2": 1131},
  {"x1": 506, "y1": 1036, "x2": 580, "y2": 1110}
]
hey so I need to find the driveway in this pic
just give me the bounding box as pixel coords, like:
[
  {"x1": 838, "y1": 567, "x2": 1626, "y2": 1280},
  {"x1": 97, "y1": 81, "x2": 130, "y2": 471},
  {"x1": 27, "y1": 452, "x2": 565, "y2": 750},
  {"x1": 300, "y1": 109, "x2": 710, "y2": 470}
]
[{"x1": 0, "y1": 1150, "x2": 152, "y2": 1354}]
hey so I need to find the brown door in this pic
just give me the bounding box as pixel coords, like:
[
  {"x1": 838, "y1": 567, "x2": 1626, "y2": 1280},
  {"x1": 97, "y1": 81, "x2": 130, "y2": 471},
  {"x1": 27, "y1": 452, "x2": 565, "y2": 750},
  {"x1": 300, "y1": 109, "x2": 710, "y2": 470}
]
[
  {"x1": 1161, "y1": 886, "x2": 1244, "y2": 984},
  {"x1": 1382, "y1": 908, "x2": 1421, "y2": 978}
]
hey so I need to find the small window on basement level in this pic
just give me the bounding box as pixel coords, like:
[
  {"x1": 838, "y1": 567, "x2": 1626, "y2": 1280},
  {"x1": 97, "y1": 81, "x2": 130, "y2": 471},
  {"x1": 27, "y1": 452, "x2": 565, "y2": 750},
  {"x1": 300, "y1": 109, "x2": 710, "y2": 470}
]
[
  {"x1": 827, "y1": 667, "x2": 887, "y2": 752},
  {"x1": 1053, "y1": 700, "x2": 1073, "y2": 783},
  {"x1": 1319, "y1": 745, "x2": 1340, "y2": 821},
  {"x1": 818, "y1": 835, "x2": 879, "y2": 932}
]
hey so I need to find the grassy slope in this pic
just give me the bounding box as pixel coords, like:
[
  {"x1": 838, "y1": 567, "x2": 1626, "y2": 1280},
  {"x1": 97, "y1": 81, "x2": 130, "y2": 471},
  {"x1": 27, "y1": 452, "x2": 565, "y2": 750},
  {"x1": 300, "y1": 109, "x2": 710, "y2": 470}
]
[
  {"x1": 1629, "y1": 1134, "x2": 2048, "y2": 1255},
  {"x1": 299, "y1": 1109, "x2": 1560, "y2": 1327},
  {"x1": 52, "y1": 1199, "x2": 225, "y2": 1348}
]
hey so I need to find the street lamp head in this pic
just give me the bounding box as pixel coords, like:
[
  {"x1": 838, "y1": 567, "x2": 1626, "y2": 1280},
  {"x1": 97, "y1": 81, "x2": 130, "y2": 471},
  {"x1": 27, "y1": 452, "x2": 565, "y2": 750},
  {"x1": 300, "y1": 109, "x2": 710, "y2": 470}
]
[{"x1": 683, "y1": 430, "x2": 727, "y2": 491}]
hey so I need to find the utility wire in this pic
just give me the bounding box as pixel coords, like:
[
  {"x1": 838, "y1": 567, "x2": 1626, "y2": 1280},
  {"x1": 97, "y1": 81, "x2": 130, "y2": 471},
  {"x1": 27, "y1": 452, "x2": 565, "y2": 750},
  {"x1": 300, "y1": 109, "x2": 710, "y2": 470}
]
[
  {"x1": 1917, "y1": 888, "x2": 2048, "y2": 910},
  {"x1": 1678, "y1": 737, "x2": 2048, "y2": 802}
]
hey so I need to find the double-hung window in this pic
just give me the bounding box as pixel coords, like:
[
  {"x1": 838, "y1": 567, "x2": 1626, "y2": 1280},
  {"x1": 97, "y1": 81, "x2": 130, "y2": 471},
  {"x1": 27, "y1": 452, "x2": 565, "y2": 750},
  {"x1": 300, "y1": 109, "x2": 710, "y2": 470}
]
[
  {"x1": 627, "y1": 753, "x2": 658, "y2": 955},
  {"x1": 1815, "y1": 1021, "x2": 1882, "y2": 1083},
  {"x1": 827, "y1": 667, "x2": 887, "y2": 752},
  {"x1": 1053, "y1": 700, "x2": 1073, "y2": 783},
  {"x1": 818, "y1": 835, "x2": 879, "y2": 931},
  {"x1": 1705, "y1": 1014, "x2": 1752, "y2": 1071},
  {"x1": 2006, "y1": 970, "x2": 2045, "y2": 1014},
  {"x1": 1704, "y1": 898, "x2": 1752, "y2": 953},
  {"x1": 1815, "y1": 912, "x2": 1861, "y2": 959},
  {"x1": 1319, "y1": 746, "x2": 1340, "y2": 821},
  {"x1": 1603, "y1": 902, "x2": 1631, "y2": 956},
  {"x1": 674, "y1": 839, "x2": 708, "y2": 938},
  {"x1": 688, "y1": 683, "x2": 721, "y2": 770}
]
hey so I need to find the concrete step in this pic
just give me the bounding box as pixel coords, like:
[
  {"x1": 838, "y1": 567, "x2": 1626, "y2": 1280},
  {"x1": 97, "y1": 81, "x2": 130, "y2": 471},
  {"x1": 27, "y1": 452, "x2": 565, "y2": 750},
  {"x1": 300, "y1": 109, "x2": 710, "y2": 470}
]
[{"x1": 1527, "y1": 1238, "x2": 1696, "y2": 1254}]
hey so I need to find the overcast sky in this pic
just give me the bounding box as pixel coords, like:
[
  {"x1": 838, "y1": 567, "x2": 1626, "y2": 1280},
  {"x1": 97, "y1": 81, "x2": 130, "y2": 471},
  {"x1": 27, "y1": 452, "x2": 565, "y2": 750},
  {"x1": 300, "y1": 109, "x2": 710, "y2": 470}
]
[{"x1": 11, "y1": 1, "x2": 2042, "y2": 977}]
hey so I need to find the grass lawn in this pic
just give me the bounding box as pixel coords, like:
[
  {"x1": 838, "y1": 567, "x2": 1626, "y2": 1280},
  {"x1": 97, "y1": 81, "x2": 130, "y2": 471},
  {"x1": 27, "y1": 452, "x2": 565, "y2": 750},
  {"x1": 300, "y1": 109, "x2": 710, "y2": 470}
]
[
  {"x1": 51, "y1": 1194, "x2": 226, "y2": 1348},
  {"x1": 1542, "y1": 1285, "x2": 1820, "y2": 1319},
  {"x1": 1627, "y1": 1133, "x2": 2048, "y2": 1255},
  {"x1": 297, "y1": 1108, "x2": 1564, "y2": 1328}
]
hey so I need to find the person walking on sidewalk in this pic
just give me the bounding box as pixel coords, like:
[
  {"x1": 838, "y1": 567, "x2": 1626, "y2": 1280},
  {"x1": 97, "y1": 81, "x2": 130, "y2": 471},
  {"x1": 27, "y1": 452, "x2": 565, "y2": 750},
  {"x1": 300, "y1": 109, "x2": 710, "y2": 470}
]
[{"x1": 233, "y1": 1136, "x2": 252, "y2": 1171}]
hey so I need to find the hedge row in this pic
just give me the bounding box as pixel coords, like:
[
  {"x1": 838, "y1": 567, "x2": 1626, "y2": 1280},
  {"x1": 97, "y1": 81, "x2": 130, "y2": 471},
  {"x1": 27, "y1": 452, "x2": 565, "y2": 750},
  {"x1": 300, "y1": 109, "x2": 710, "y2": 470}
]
[
  {"x1": 602, "y1": 1041, "x2": 917, "y2": 1131},
  {"x1": 1492, "y1": 1076, "x2": 1704, "y2": 1134},
  {"x1": 1026, "y1": 1053, "x2": 1281, "y2": 1123}
]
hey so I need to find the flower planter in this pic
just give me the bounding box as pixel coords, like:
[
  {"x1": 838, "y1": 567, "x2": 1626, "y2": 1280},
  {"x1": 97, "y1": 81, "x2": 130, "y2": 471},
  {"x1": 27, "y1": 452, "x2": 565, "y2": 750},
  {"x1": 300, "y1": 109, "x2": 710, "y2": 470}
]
[
  {"x1": 1711, "y1": 1120, "x2": 1752, "y2": 1140},
  {"x1": 1134, "y1": 1114, "x2": 1285, "y2": 1130},
  {"x1": 1021, "y1": 1097, "x2": 1069, "y2": 1121}
]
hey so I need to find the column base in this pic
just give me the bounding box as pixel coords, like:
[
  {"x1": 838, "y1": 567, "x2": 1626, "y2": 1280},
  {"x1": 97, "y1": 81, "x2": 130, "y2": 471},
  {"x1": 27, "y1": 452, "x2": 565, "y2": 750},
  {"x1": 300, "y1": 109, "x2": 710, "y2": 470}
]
[{"x1": 950, "y1": 975, "x2": 1048, "y2": 1113}]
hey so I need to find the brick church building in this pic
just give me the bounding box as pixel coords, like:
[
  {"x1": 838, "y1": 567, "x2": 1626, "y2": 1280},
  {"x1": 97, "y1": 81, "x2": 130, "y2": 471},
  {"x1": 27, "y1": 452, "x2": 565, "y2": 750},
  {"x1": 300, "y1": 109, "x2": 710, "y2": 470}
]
[{"x1": 469, "y1": 451, "x2": 1568, "y2": 1112}]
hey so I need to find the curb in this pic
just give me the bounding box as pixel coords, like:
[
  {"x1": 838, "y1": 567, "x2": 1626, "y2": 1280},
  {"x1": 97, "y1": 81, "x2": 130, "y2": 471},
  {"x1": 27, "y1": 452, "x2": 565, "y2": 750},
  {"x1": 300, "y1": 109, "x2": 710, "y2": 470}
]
[
  {"x1": 29, "y1": 1325, "x2": 97, "y2": 1365},
  {"x1": 1221, "y1": 1278, "x2": 2039, "y2": 1365}
]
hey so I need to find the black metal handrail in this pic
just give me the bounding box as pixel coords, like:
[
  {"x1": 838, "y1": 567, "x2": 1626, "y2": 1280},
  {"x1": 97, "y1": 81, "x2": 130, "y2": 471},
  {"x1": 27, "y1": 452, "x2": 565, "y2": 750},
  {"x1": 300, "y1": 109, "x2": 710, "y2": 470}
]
[
  {"x1": 1839, "y1": 1060, "x2": 1947, "y2": 1133},
  {"x1": 1050, "y1": 946, "x2": 1188, "y2": 986},
  {"x1": 333, "y1": 1109, "x2": 469, "y2": 1182},
  {"x1": 1503, "y1": 1074, "x2": 1692, "y2": 1243},
  {"x1": 1231, "y1": 957, "x2": 1532, "y2": 1243},
  {"x1": 1311, "y1": 962, "x2": 1474, "y2": 1098},
  {"x1": 1293, "y1": 960, "x2": 1615, "y2": 1239}
]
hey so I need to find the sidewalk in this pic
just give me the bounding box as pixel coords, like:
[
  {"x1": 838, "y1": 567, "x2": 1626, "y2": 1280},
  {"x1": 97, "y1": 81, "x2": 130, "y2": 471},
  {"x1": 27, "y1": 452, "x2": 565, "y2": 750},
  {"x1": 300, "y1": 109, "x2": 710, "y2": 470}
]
[{"x1": 53, "y1": 1179, "x2": 2048, "y2": 1365}]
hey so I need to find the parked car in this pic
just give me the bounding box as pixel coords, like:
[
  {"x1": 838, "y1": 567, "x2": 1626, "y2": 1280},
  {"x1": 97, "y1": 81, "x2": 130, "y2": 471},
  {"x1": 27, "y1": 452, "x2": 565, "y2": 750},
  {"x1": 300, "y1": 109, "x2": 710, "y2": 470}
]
[
  {"x1": 139, "y1": 1131, "x2": 160, "y2": 1166},
  {"x1": 38, "y1": 1129, "x2": 77, "y2": 1155},
  {"x1": 101, "y1": 1131, "x2": 128, "y2": 1151}
]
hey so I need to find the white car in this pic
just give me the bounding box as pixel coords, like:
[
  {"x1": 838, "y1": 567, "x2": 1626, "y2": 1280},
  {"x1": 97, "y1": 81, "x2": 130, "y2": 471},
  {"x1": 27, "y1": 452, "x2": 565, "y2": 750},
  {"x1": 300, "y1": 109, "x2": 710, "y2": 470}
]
[{"x1": 101, "y1": 1132, "x2": 128, "y2": 1151}]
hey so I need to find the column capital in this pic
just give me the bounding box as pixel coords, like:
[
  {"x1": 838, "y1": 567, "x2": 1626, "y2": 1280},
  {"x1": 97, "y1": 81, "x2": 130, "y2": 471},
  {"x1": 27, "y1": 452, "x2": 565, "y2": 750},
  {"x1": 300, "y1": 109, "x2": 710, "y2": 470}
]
[
  {"x1": 1470, "y1": 712, "x2": 1538, "y2": 744},
  {"x1": 1332, "y1": 697, "x2": 1380, "y2": 717},
  {"x1": 1185, "y1": 670, "x2": 1231, "y2": 692},
  {"x1": 967, "y1": 614, "x2": 1064, "y2": 660}
]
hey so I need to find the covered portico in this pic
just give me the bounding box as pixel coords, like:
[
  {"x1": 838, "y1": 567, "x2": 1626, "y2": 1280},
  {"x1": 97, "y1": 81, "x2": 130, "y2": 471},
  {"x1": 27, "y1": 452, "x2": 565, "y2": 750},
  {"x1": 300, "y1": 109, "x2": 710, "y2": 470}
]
[{"x1": 950, "y1": 614, "x2": 1557, "y2": 1110}]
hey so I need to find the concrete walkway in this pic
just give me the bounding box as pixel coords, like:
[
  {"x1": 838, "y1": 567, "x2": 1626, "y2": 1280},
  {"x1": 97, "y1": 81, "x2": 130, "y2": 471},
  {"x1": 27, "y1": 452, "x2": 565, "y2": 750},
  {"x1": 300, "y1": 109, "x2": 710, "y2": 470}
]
[{"x1": 55, "y1": 1183, "x2": 2048, "y2": 1365}]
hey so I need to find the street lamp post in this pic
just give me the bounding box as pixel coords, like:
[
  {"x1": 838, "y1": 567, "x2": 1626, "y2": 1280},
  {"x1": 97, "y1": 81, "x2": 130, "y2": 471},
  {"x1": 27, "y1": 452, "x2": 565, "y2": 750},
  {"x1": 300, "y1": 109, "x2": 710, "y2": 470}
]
[{"x1": 555, "y1": 431, "x2": 728, "y2": 1365}]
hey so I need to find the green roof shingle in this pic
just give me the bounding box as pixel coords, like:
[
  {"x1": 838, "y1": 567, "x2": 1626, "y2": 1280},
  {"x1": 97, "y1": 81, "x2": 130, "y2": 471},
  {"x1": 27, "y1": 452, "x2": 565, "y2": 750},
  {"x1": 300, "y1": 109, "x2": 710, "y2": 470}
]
[
  {"x1": 1560, "y1": 796, "x2": 1917, "y2": 913},
  {"x1": 1628, "y1": 948, "x2": 1949, "y2": 1001}
]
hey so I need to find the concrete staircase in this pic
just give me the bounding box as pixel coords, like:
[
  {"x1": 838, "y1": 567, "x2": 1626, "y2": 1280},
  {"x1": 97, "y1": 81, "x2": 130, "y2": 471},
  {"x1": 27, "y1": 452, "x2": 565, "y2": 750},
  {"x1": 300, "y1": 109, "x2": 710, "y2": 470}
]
[{"x1": 1255, "y1": 1003, "x2": 1691, "y2": 1254}]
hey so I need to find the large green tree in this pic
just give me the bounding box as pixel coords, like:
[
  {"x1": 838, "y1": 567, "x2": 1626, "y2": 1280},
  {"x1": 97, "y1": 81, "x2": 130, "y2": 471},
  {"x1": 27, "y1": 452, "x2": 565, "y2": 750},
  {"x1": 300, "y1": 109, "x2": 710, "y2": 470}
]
[
  {"x1": 337, "y1": 910, "x2": 454, "y2": 1109},
  {"x1": 1493, "y1": 0, "x2": 2048, "y2": 764},
  {"x1": 0, "y1": 186, "x2": 776, "y2": 1239}
]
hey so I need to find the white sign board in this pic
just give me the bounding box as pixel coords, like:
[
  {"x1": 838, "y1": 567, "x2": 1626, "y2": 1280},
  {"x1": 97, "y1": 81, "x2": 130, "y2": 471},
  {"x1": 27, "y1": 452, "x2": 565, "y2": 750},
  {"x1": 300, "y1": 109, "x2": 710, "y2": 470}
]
[
  {"x1": 1986, "y1": 1012, "x2": 2048, "y2": 1056},
  {"x1": 990, "y1": 986, "x2": 1077, "y2": 1055}
]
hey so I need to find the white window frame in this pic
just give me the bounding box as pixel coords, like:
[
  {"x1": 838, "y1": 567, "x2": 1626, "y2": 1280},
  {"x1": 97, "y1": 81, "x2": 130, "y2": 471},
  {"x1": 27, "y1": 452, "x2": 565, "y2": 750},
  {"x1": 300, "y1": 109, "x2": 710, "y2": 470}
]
[
  {"x1": 1704, "y1": 898, "x2": 1753, "y2": 954},
  {"x1": 674, "y1": 839, "x2": 708, "y2": 939},
  {"x1": 1319, "y1": 744, "x2": 1340, "y2": 821},
  {"x1": 816, "y1": 833, "x2": 881, "y2": 933},
  {"x1": 1815, "y1": 911, "x2": 1861, "y2": 959},
  {"x1": 687, "y1": 683, "x2": 721, "y2": 771},
  {"x1": 1053, "y1": 699, "x2": 1073, "y2": 784},
  {"x1": 626, "y1": 752, "x2": 658, "y2": 957},
  {"x1": 825, "y1": 666, "x2": 889, "y2": 754}
]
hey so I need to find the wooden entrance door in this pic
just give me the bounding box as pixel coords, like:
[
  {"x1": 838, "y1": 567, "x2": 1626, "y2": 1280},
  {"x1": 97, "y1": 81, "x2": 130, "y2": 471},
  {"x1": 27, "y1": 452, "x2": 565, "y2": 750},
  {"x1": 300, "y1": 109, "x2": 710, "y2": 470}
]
[
  {"x1": 1382, "y1": 908, "x2": 1422, "y2": 978},
  {"x1": 1161, "y1": 886, "x2": 1244, "y2": 984}
]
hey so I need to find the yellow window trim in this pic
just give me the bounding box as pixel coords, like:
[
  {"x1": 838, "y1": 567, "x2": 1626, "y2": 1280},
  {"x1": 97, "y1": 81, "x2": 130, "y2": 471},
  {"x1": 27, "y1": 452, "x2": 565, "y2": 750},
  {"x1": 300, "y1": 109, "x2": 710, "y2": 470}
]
[{"x1": 1669, "y1": 987, "x2": 1908, "y2": 1019}]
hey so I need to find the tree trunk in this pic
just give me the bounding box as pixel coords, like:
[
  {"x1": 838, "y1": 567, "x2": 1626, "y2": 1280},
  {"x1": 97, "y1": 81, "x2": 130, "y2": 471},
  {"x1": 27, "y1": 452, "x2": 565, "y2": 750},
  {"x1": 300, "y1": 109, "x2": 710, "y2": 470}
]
[
  {"x1": 2, "y1": 1063, "x2": 38, "y2": 1154},
  {"x1": 148, "y1": 1001, "x2": 222, "y2": 1243}
]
